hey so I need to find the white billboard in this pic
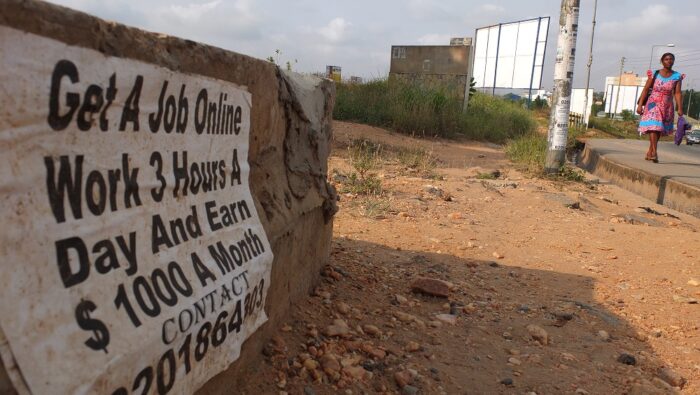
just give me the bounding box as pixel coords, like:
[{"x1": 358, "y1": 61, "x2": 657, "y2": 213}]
[
  {"x1": 473, "y1": 17, "x2": 550, "y2": 91},
  {"x1": 605, "y1": 84, "x2": 644, "y2": 114},
  {"x1": 570, "y1": 88, "x2": 594, "y2": 122}
]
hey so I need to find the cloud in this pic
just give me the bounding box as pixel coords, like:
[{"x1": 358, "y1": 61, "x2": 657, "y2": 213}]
[
  {"x1": 317, "y1": 17, "x2": 351, "y2": 43},
  {"x1": 481, "y1": 4, "x2": 505, "y2": 13},
  {"x1": 168, "y1": 0, "x2": 221, "y2": 21},
  {"x1": 416, "y1": 34, "x2": 452, "y2": 45},
  {"x1": 149, "y1": 0, "x2": 262, "y2": 44}
]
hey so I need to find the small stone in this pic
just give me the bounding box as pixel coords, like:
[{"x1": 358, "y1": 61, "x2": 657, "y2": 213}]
[
  {"x1": 435, "y1": 314, "x2": 457, "y2": 325},
  {"x1": 304, "y1": 387, "x2": 316, "y2": 395},
  {"x1": 395, "y1": 294, "x2": 409, "y2": 304},
  {"x1": 527, "y1": 324, "x2": 549, "y2": 345},
  {"x1": 303, "y1": 359, "x2": 319, "y2": 371},
  {"x1": 428, "y1": 320, "x2": 443, "y2": 328},
  {"x1": 575, "y1": 389, "x2": 589, "y2": 395},
  {"x1": 406, "y1": 341, "x2": 421, "y2": 352},
  {"x1": 517, "y1": 305, "x2": 530, "y2": 313},
  {"x1": 336, "y1": 302, "x2": 351, "y2": 315},
  {"x1": 319, "y1": 291, "x2": 332, "y2": 300},
  {"x1": 340, "y1": 355, "x2": 362, "y2": 367},
  {"x1": 500, "y1": 378, "x2": 514, "y2": 386},
  {"x1": 688, "y1": 279, "x2": 700, "y2": 287},
  {"x1": 492, "y1": 252, "x2": 504, "y2": 259},
  {"x1": 363, "y1": 324, "x2": 382, "y2": 337},
  {"x1": 394, "y1": 371, "x2": 413, "y2": 388},
  {"x1": 617, "y1": 353, "x2": 636, "y2": 366},
  {"x1": 463, "y1": 303, "x2": 477, "y2": 314},
  {"x1": 343, "y1": 366, "x2": 371, "y2": 381},
  {"x1": 395, "y1": 311, "x2": 417, "y2": 323},
  {"x1": 320, "y1": 354, "x2": 341, "y2": 373},
  {"x1": 402, "y1": 385, "x2": 419, "y2": 395},
  {"x1": 502, "y1": 331, "x2": 513, "y2": 340},
  {"x1": 448, "y1": 212, "x2": 462, "y2": 220},
  {"x1": 597, "y1": 330, "x2": 610, "y2": 341},
  {"x1": 508, "y1": 357, "x2": 522, "y2": 366},
  {"x1": 361, "y1": 344, "x2": 386, "y2": 359},
  {"x1": 411, "y1": 277, "x2": 451, "y2": 298},
  {"x1": 324, "y1": 324, "x2": 351, "y2": 337},
  {"x1": 657, "y1": 367, "x2": 686, "y2": 388},
  {"x1": 281, "y1": 324, "x2": 292, "y2": 332}
]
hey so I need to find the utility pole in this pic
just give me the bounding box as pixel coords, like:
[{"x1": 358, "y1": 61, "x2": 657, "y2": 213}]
[
  {"x1": 688, "y1": 90, "x2": 694, "y2": 117},
  {"x1": 545, "y1": 0, "x2": 581, "y2": 173},
  {"x1": 611, "y1": 57, "x2": 625, "y2": 119},
  {"x1": 583, "y1": 0, "x2": 597, "y2": 129}
]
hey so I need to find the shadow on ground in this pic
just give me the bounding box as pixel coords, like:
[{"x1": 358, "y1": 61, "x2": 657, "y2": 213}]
[{"x1": 238, "y1": 237, "x2": 680, "y2": 395}]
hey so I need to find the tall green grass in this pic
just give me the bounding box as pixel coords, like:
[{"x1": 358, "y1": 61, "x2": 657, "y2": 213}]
[
  {"x1": 588, "y1": 117, "x2": 643, "y2": 139},
  {"x1": 334, "y1": 79, "x2": 535, "y2": 143}
]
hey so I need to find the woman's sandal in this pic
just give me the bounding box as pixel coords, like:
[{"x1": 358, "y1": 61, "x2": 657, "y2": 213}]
[{"x1": 651, "y1": 155, "x2": 658, "y2": 163}]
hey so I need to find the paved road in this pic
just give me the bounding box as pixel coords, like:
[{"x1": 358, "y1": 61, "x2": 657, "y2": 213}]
[
  {"x1": 584, "y1": 139, "x2": 700, "y2": 188},
  {"x1": 580, "y1": 139, "x2": 700, "y2": 217}
]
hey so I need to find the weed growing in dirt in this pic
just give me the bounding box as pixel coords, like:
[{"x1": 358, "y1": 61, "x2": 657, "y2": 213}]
[
  {"x1": 476, "y1": 172, "x2": 498, "y2": 180},
  {"x1": 334, "y1": 79, "x2": 535, "y2": 142},
  {"x1": 506, "y1": 133, "x2": 585, "y2": 182},
  {"x1": 334, "y1": 139, "x2": 385, "y2": 195},
  {"x1": 552, "y1": 166, "x2": 586, "y2": 182},
  {"x1": 505, "y1": 134, "x2": 547, "y2": 173},
  {"x1": 341, "y1": 173, "x2": 383, "y2": 195},
  {"x1": 348, "y1": 139, "x2": 383, "y2": 177},
  {"x1": 354, "y1": 197, "x2": 392, "y2": 219},
  {"x1": 396, "y1": 147, "x2": 440, "y2": 179}
]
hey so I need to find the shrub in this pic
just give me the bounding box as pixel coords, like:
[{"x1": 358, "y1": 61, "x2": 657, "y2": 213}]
[{"x1": 334, "y1": 79, "x2": 536, "y2": 142}]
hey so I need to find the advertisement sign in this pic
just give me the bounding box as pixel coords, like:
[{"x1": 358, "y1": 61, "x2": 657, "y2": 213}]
[{"x1": 0, "y1": 26, "x2": 273, "y2": 395}]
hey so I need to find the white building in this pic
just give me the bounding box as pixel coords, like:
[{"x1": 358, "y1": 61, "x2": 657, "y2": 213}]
[
  {"x1": 604, "y1": 72, "x2": 646, "y2": 115},
  {"x1": 569, "y1": 88, "x2": 594, "y2": 122}
]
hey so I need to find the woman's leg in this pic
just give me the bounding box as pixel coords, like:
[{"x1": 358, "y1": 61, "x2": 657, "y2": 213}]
[{"x1": 650, "y1": 131, "x2": 660, "y2": 161}]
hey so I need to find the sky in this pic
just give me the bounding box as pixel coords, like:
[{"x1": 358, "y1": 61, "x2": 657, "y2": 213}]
[{"x1": 44, "y1": 0, "x2": 700, "y2": 92}]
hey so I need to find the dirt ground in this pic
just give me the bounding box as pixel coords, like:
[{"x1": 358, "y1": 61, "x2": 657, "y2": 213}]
[{"x1": 240, "y1": 121, "x2": 700, "y2": 395}]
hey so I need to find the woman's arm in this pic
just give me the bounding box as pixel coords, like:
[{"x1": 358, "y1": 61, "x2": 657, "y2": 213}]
[
  {"x1": 636, "y1": 75, "x2": 653, "y2": 114},
  {"x1": 675, "y1": 78, "x2": 684, "y2": 116}
]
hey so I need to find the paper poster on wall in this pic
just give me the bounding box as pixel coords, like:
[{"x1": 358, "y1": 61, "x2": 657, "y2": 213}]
[{"x1": 0, "y1": 26, "x2": 273, "y2": 395}]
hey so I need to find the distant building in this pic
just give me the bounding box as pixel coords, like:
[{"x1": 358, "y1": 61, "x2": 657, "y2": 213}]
[
  {"x1": 349, "y1": 76, "x2": 363, "y2": 84},
  {"x1": 389, "y1": 39, "x2": 474, "y2": 104},
  {"x1": 604, "y1": 72, "x2": 646, "y2": 115},
  {"x1": 326, "y1": 66, "x2": 341, "y2": 83}
]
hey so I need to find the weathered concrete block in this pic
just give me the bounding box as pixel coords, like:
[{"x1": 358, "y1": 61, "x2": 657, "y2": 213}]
[{"x1": 0, "y1": 0, "x2": 336, "y2": 393}]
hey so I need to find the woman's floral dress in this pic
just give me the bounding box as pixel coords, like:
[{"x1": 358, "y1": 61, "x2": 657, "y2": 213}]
[{"x1": 639, "y1": 69, "x2": 683, "y2": 135}]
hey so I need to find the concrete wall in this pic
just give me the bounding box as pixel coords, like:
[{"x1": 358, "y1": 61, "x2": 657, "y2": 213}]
[
  {"x1": 0, "y1": 0, "x2": 336, "y2": 393},
  {"x1": 390, "y1": 45, "x2": 471, "y2": 75},
  {"x1": 389, "y1": 45, "x2": 473, "y2": 101}
]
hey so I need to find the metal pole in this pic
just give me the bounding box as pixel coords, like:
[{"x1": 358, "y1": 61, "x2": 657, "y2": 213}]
[
  {"x1": 611, "y1": 57, "x2": 625, "y2": 119},
  {"x1": 492, "y1": 24, "x2": 502, "y2": 96},
  {"x1": 583, "y1": 0, "x2": 597, "y2": 128},
  {"x1": 688, "y1": 90, "x2": 693, "y2": 116},
  {"x1": 527, "y1": 17, "x2": 543, "y2": 108},
  {"x1": 545, "y1": 0, "x2": 581, "y2": 173}
]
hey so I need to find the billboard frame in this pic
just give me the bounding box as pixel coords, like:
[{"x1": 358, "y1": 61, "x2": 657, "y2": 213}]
[{"x1": 473, "y1": 16, "x2": 550, "y2": 103}]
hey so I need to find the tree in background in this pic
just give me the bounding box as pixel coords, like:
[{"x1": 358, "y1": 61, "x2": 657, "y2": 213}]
[{"x1": 682, "y1": 90, "x2": 700, "y2": 119}]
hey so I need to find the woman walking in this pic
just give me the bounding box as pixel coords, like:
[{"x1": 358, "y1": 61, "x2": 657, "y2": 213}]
[{"x1": 636, "y1": 52, "x2": 684, "y2": 163}]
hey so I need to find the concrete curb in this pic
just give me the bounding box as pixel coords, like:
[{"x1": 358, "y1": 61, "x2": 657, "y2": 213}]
[{"x1": 578, "y1": 144, "x2": 700, "y2": 218}]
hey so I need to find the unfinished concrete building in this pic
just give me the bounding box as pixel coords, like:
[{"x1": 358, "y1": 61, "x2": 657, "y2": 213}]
[{"x1": 389, "y1": 39, "x2": 473, "y2": 103}]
